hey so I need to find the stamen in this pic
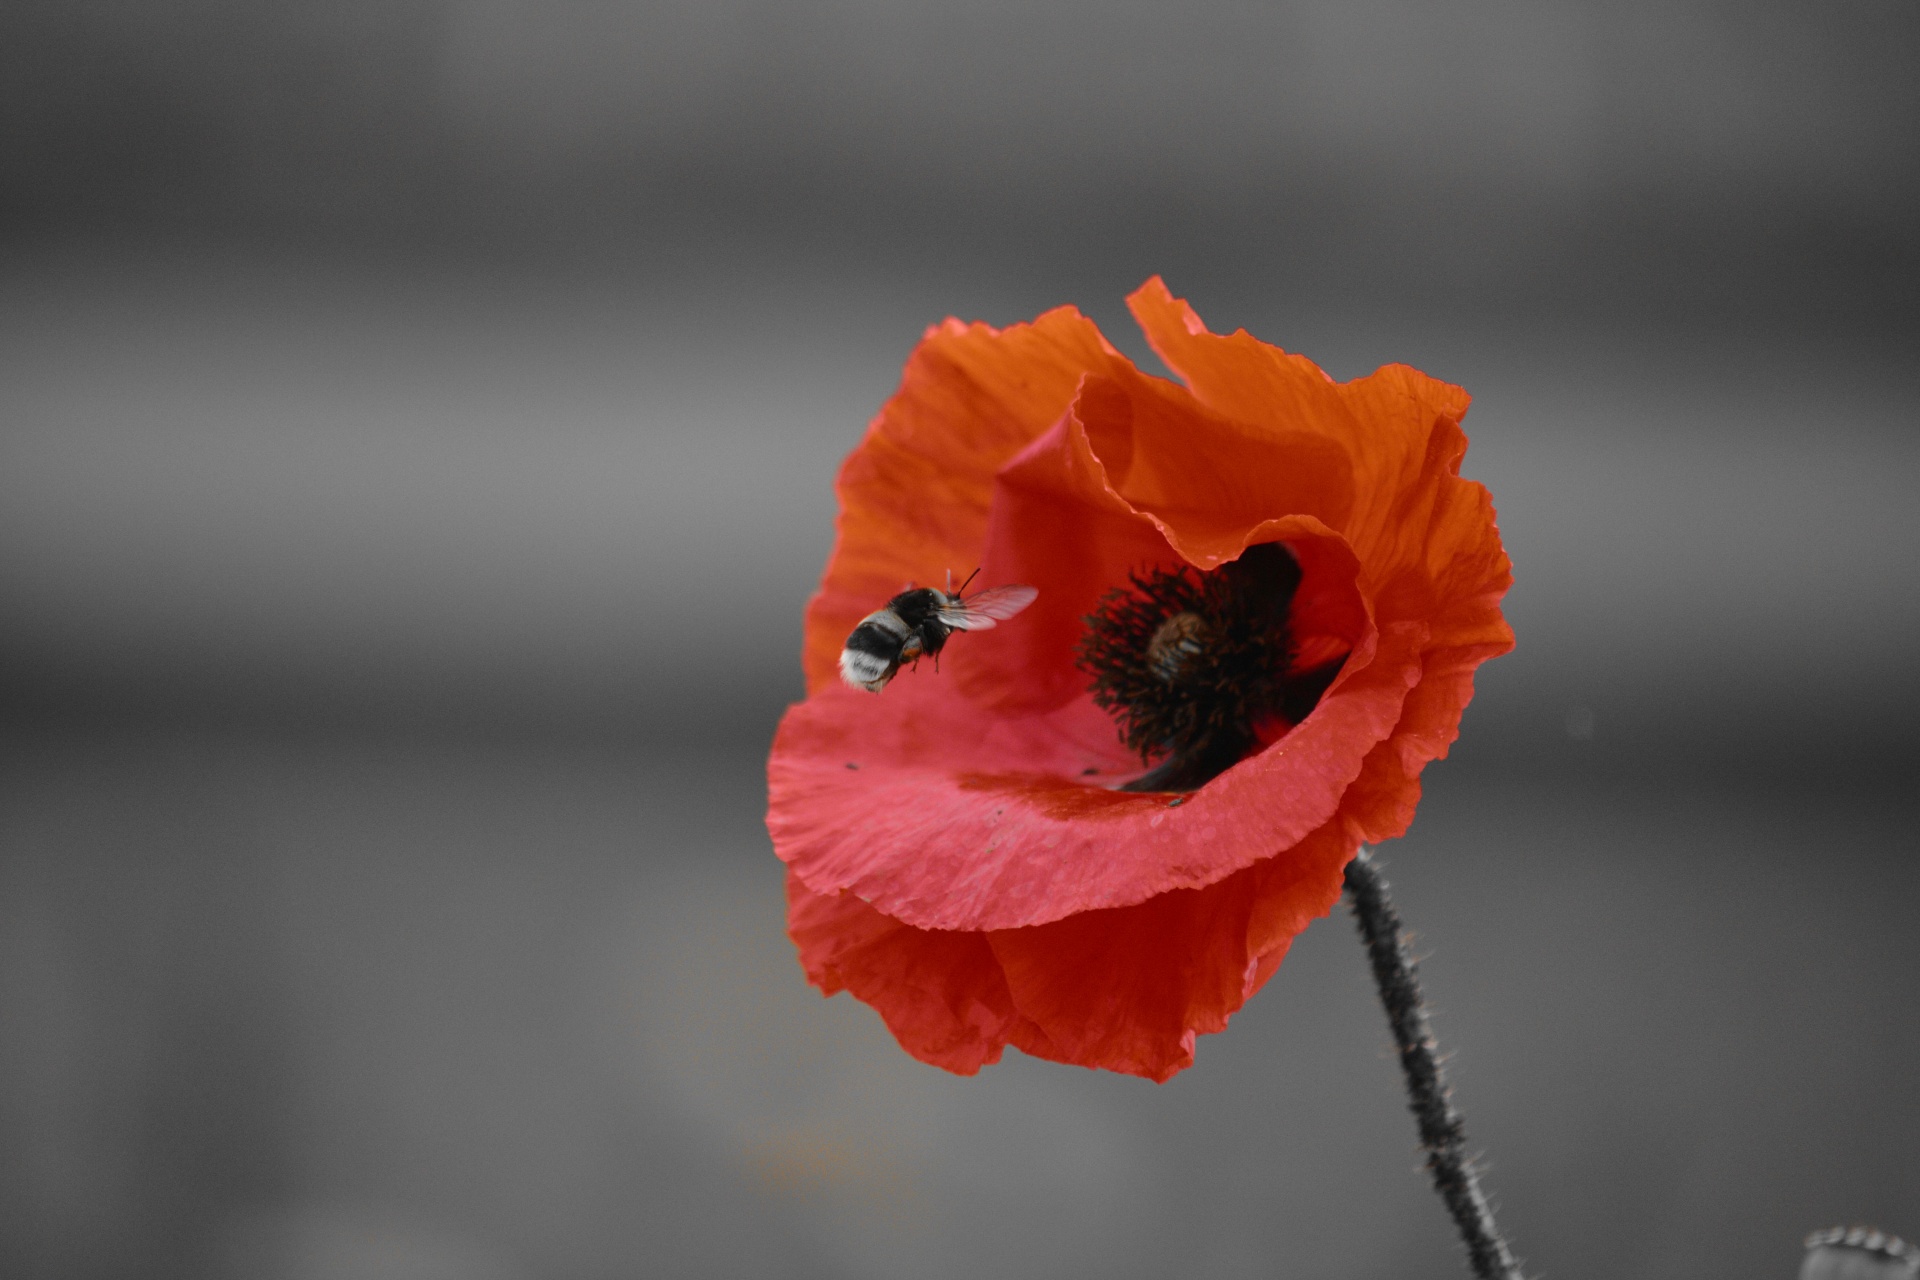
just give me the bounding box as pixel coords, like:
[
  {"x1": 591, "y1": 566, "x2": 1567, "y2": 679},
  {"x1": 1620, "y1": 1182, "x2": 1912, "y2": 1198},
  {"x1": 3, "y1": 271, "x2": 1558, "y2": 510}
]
[{"x1": 1076, "y1": 542, "x2": 1331, "y2": 793}]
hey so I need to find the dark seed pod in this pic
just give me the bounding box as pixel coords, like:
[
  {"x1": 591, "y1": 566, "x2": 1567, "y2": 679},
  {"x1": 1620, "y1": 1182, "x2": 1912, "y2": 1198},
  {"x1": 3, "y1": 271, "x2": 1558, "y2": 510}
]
[
  {"x1": 1146, "y1": 612, "x2": 1209, "y2": 683},
  {"x1": 1801, "y1": 1227, "x2": 1920, "y2": 1280}
]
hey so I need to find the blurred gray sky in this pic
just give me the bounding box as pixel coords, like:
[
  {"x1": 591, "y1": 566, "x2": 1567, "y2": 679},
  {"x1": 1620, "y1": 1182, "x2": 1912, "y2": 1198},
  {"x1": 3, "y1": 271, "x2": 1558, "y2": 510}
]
[{"x1": 4, "y1": 0, "x2": 1917, "y2": 317}]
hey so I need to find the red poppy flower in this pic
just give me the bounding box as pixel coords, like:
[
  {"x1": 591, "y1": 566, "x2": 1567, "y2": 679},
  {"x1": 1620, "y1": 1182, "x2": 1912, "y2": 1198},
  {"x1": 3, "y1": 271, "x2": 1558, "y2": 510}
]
[{"x1": 767, "y1": 278, "x2": 1512, "y2": 1082}]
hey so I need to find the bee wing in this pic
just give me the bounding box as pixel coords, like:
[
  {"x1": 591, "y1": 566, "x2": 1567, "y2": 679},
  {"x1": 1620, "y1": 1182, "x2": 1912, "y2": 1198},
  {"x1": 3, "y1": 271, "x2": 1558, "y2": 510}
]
[
  {"x1": 966, "y1": 584, "x2": 1039, "y2": 618},
  {"x1": 937, "y1": 584, "x2": 1038, "y2": 631}
]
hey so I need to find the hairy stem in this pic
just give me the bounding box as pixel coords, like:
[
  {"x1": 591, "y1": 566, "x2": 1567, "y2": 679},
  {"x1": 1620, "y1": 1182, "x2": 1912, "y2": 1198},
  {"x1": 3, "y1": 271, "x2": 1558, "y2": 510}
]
[{"x1": 1344, "y1": 848, "x2": 1524, "y2": 1280}]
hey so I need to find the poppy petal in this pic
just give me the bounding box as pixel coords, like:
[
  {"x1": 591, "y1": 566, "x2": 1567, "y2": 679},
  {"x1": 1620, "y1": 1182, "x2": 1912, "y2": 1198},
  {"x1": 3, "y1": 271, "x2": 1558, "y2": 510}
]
[
  {"x1": 956, "y1": 374, "x2": 1374, "y2": 715},
  {"x1": 802, "y1": 307, "x2": 1124, "y2": 693},
  {"x1": 786, "y1": 870, "x2": 1024, "y2": 1075},
  {"x1": 1125, "y1": 276, "x2": 1500, "y2": 628},
  {"x1": 768, "y1": 620, "x2": 1426, "y2": 932},
  {"x1": 789, "y1": 826, "x2": 1356, "y2": 1083},
  {"x1": 986, "y1": 820, "x2": 1354, "y2": 1081}
]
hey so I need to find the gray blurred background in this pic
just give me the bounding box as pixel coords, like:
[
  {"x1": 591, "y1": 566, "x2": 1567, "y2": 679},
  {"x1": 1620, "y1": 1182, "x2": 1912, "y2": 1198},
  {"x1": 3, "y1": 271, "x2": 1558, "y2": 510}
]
[{"x1": 2, "y1": 3, "x2": 1917, "y2": 1278}]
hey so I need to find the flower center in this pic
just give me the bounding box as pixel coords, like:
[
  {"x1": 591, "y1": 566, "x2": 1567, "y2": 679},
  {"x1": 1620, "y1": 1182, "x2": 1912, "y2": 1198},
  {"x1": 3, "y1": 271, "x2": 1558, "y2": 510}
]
[{"x1": 1075, "y1": 542, "x2": 1338, "y2": 793}]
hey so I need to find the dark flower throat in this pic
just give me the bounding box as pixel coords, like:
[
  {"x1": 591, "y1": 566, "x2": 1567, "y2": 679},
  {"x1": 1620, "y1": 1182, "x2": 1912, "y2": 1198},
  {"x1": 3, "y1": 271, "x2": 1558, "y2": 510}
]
[{"x1": 1076, "y1": 542, "x2": 1341, "y2": 793}]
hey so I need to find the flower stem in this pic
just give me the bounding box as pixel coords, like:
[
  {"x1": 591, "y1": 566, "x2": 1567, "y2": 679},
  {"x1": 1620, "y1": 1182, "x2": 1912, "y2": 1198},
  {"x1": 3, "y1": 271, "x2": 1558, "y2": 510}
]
[{"x1": 1343, "y1": 848, "x2": 1524, "y2": 1280}]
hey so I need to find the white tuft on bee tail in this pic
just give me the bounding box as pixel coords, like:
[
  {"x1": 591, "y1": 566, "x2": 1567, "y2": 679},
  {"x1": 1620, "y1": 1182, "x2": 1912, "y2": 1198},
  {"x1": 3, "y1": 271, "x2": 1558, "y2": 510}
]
[{"x1": 839, "y1": 648, "x2": 893, "y2": 692}]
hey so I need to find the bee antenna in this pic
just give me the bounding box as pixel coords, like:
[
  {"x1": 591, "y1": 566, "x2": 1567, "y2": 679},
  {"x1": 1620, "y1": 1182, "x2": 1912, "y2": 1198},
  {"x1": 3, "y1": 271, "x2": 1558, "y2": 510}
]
[{"x1": 956, "y1": 566, "x2": 982, "y2": 596}]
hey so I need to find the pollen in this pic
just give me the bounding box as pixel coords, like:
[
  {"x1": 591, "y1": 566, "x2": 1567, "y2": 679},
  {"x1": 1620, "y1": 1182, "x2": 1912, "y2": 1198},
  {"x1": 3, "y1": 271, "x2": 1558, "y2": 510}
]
[{"x1": 1076, "y1": 542, "x2": 1318, "y2": 793}]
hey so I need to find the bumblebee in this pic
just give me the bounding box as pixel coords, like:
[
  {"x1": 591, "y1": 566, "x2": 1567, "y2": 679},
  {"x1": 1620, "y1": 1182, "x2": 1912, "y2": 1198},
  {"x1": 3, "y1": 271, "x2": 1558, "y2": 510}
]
[{"x1": 838, "y1": 571, "x2": 1037, "y2": 692}]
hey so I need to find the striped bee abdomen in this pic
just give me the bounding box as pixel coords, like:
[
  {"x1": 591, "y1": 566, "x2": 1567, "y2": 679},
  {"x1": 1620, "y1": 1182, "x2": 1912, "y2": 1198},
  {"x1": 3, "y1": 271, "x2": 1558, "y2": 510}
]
[{"x1": 839, "y1": 608, "x2": 912, "y2": 691}]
